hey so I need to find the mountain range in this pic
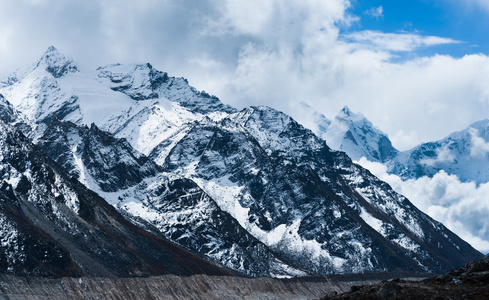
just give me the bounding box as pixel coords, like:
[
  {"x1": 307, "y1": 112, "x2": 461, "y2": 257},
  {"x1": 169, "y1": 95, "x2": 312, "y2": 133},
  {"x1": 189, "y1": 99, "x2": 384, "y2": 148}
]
[
  {"x1": 300, "y1": 102, "x2": 489, "y2": 185},
  {"x1": 0, "y1": 46, "x2": 483, "y2": 278}
]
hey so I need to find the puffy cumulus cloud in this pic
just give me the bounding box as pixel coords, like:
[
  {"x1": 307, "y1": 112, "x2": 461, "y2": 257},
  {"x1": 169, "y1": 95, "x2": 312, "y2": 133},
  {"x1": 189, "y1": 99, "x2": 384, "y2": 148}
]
[
  {"x1": 189, "y1": 2, "x2": 489, "y2": 151},
  {"x1": 391, "y1": 130, "x2": 420, "y2": 151},
  {"x1": 357, "y1": 158, "x2": 489, "y2": 253},
  {"x1": 196, "y1": 0, "x2": 355, "y2": 111},
  {"x1": 0, "y1": 0, "x2": 227, "y2": 78}
]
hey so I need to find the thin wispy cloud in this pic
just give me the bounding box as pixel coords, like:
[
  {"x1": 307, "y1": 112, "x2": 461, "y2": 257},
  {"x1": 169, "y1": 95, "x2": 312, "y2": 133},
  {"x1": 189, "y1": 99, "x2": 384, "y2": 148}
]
[
  {"x1": 344, "y1": 30, "x2": 460, "y2": 52},
  {"x1": 365, "y1": 6, "x2": 384, "y2": 19}
]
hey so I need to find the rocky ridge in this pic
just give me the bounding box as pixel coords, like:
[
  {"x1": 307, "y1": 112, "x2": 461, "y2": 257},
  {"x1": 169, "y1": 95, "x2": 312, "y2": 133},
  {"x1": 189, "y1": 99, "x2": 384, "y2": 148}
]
[
  {"x1": 324, "y1": 255, "x2": 489, "y2": 299},
  {"x1": 0, "y1": 103, "x2": 230, "y2": 277}
]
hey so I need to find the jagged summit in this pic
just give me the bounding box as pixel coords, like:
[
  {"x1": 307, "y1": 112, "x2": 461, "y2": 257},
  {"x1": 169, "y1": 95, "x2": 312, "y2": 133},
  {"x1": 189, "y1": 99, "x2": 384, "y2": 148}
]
[
  {"x1": 0, "y1": 47, "x2": 235, "y2": 142},
  {"x1": 296, "y1": 105, "x2": 399, "y2": 163},
  {"x1": 36, "y1": 46, "x2": 79, "y2": 78},
  {"x1": 340, "y1": 105, "x2": 352, "y2": 115},
  {"x1": 337, "y1": 105, "x2": 367, "y2": 123},
  {"x1": 97, "y1": 62, "x2": 236, "y2": 114}
]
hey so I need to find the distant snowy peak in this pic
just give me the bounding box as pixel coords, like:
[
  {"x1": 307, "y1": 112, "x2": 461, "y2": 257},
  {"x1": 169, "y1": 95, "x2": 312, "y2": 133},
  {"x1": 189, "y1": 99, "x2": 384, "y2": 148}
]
[
  {"x1": 303, "y1": 105, "x2": 398, "y2": 163},
  {"x1": 305, "y1": 101, "x2": 489, "y2": 184},
  {"x1": 388, "y1": 119, "x2": 489, "y2": 184}
]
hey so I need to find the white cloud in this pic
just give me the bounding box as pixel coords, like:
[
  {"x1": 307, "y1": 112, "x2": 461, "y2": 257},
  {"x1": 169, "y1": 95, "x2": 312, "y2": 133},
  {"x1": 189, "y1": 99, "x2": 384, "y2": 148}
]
[
  {"x1": 365, "y1": 6, "x2": 383, "y2": 19},
  {"x1": 357, "y1": 157, "x2": 489, "y2": 253},
  {"x1": 470, "y1": 128, "x2": 489, "y2": 157},
  {"x1": 420, "y1": 143, "x2": 455, "y2": 166},
  {"x1": 446, "y1": 0, "x2": 489, "y2": 12},
  {"x1": 391, "y1": 130, "x2": 420, "y2": 151},
  {"x1": 344, "y1": 31, "x2": 459, "y2": 52},
  {"x1": 474, "y1": 0, "x2": 489, "y2": 10}
]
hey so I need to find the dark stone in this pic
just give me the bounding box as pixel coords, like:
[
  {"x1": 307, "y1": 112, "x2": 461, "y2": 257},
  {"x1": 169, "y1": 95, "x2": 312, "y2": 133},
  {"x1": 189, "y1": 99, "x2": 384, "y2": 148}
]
[{"x1": 376, "y1": 281, "x2": 401, "y2": 298}]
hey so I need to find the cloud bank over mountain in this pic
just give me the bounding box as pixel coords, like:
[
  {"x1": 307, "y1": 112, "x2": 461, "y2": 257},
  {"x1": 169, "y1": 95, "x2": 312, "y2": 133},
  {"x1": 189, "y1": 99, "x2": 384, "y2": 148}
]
[
  {"x1": 2, "y1": 0, "x2": 489, "y2": 151},
  {"x1": 357, "y1": 158, "x2": 489, "y2": 253}
]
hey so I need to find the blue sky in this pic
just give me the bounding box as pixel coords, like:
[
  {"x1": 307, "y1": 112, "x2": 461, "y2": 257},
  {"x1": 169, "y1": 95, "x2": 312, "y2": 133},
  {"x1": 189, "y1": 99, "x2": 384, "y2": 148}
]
[{"x1": 347, "y1": 0, "x2": 489, "y2": 58}]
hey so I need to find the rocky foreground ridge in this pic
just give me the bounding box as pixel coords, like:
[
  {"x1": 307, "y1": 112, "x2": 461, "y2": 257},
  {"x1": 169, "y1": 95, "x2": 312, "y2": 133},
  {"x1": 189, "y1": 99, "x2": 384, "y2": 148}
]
[{"x1": 324, "y1": 255, "x2": 489, "y2": 299}]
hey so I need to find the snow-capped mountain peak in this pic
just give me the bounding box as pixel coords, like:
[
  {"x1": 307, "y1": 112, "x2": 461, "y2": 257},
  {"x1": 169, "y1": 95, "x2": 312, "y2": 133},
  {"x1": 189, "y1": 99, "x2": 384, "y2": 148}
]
[
  {"x1": 36, "y1": 46, "x2": 79, "y2": 78},
  {"x1": 318, "y1": 106, "x2": 399, "y2": 162},
  {"x1": 338, "y1": 105, "x2": 354, "y2": 117}
]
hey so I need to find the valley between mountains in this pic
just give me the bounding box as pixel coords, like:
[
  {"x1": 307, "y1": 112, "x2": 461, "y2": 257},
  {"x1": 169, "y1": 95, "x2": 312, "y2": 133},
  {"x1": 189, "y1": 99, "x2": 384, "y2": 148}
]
[{"x1": 0, "y1": 46, "x2": 484, "y2": 288}]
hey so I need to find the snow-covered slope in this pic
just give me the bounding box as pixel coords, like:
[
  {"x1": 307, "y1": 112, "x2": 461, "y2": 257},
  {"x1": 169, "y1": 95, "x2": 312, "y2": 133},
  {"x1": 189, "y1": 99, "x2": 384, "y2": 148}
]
[
  {"x1": 0, "y1": 46, "x2": 133, "y2": 125},
  {"x1": 0, "y1": 47, "x2": 483, "y2": 277},
  {"x1": 97, "y1": 63, "x2": 235, "y2": 155},
  {"x1": 0, "y1": 47, "x2": 235, "y2": 157},
  {"x1": 0, "y1": 118, "x2": 229, "y2": 277}
]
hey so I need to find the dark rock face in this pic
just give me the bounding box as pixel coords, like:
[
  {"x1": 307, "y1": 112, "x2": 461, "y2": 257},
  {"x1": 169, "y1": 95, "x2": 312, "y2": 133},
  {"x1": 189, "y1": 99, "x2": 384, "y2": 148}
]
[
  {"x1": 0, "y1": 119, "x2": 230, "y2": 277},
  {"x1": 138, "y1": 175, "x2": 297, "y2": 277},
  {"x1": 32, "y1": 117, "x2": 291, "y2": 277},
  {"x1": 35, "y1": 118, "x2": 161, "y2": 192},
  {"x1": 376, "y1": 281, "x2": 401, "y2": 298}
]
